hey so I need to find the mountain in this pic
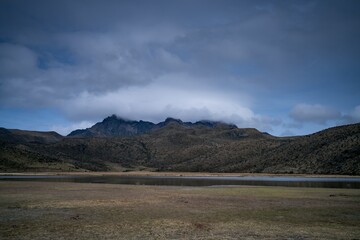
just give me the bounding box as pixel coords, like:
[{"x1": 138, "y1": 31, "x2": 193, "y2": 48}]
[
  {"x1": 68, "y1": 115, "x2": 156, "y2": 137},
  {"x1": 0, "y1": 116, "x2": 359, "y2": 174},
  {"x1": 0, "y1": 128, "x2": 63, "y2": 144},
  {"x1": 68, "y1": 115, "x2": 237, "y2": 137}
]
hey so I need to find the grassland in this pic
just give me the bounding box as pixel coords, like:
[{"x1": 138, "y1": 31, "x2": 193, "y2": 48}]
[{"x1": 1, "y1": 181, "x2": 359, "y2": 239}]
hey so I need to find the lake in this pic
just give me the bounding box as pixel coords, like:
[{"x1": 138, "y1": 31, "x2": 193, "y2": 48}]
[{"x1": 1, "y1": 175, "x2": 360, "y2": 188}]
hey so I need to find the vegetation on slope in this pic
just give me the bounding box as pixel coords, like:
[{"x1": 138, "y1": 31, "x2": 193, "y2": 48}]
[{"x1": 0, "y1": 120, "x2": 359, "y2": 174}]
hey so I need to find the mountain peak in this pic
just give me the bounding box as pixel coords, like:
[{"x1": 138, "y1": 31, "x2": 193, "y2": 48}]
[
  {"x1": 68, "y1": 115, "x2": 238, "y2": 137},
  {"x1": 164, "y1": 117, "x2": 183, "y2": 124},
  {"x1": 103, "y1": 114, "x2": 129, "y2": 123}
]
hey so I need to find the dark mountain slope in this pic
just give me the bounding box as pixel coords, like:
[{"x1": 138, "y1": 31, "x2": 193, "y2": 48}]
[
  {"x1": 0, "y1": 117, "x2": 359, "y2": 174},
  {"x1": 259, "y1": 123, "x2": 360, "y2": 174},
  {"x1": 0, "y1": 128, "x2": 63, "y2": 144},
  {"x1": 139, "y1": 123, "x2": 286, "y2": 172}
]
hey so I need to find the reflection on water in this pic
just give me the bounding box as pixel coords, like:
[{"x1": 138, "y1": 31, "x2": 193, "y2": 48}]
[{"x1": 1, "y1": 175, "x2": 360, "y2": 188}]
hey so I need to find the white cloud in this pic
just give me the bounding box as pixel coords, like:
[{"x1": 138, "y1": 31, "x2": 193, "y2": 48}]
[
  {"x1": 342, "y1": 105, "x2": 360, "y2": 124},
  {"x1": 60, "y1": 82, "x2": 253, "y2": 123},
  {"x1": 56, "y1": 73, "x2": 278, "y2": 132},
  {"x1": 289, "y1": 103, "x2": 341, "y2": 124},
  {"x1": 350, "y1": 105, "x2": 360, "y2": 121}
]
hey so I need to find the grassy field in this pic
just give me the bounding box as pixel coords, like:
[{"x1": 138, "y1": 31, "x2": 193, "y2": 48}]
[{"x1": 0, "y1": 181, "x2": 359, "y2": 239}]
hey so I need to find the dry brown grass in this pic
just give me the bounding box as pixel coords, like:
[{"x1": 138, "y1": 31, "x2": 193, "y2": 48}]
[{"x1": 1, "y1": 181, "x2": 359, "y2": 239}]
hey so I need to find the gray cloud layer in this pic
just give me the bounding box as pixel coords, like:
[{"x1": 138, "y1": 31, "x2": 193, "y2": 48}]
[
  {"x1": 289, "y1": 104, "x2": 341, "y2": 124},
  {"x1": 0, "y1": 0, "x2": 359, "y2": 135}
]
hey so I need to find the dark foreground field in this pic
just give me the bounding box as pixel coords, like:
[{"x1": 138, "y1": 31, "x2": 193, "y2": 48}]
[{"x1": 0, "y1": 181, "x2": 359, "y2": 239}]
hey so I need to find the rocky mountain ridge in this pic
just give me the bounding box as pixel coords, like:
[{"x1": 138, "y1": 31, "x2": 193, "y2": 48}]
[{"x1": 68, "y1": 115, "x2": 238, "y2": 137}]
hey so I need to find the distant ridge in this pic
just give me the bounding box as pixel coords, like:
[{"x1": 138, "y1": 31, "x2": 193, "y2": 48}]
[
  {"x1": 0, "y1": 128, "x2": 63, "y2": 144},
  {"x1": 68, "y1": 115, "x2": 237, "y2": 137}
]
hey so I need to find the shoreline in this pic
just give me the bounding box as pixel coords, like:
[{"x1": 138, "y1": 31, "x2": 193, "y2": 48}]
[{"x1": 0, "y1": 171, "x2": 359, "y2": 178}]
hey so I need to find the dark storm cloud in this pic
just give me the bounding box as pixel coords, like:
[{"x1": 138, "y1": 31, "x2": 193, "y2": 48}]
[{"x1": 0, "y1": 0, "x2": 359, "y2": 134}]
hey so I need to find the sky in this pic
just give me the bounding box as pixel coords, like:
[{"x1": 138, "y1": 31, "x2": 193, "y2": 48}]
[{"x1": 0, "y1": 0, "x2": 359, "y2": 136}]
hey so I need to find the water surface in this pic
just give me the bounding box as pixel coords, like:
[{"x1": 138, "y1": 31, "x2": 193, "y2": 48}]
[{"x1": 1, "y1": 175, "x2": 359, "y2": 188}]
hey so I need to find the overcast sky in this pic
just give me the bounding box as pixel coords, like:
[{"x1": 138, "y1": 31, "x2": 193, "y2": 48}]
[{"x1": 0, "y1": 0, "x2": 359, "y2": 136}]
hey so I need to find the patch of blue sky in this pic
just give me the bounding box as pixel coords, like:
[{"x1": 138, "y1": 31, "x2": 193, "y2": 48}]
[{"x1": 0, "y1": 107, "x2": 69, "y2": 133}]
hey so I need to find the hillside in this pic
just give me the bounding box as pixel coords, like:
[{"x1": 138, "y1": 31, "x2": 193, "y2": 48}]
[
  {"x1": 0, "y1": 117, "x2": 359, "y2": 174},
  {"x1": 0, "y1": 128, "x2": 63, "y2": 144}
]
